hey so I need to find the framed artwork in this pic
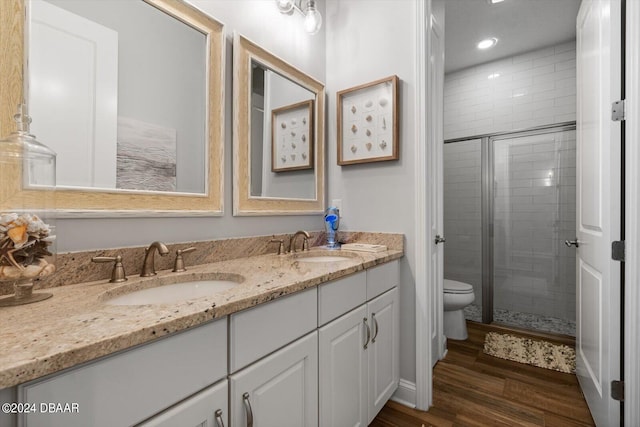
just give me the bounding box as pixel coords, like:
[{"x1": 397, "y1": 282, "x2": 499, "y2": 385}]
[
  {"x1": 271, "y1": 99, "x2": 314, "y2": 172},
  {"x1": 337, "y1": 75, "x2": 399, "y2": 165}
]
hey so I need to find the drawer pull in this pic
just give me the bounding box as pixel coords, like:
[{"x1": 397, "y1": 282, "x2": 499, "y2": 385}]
[
  {"x1": 363, "y1": 317, "x2": 371, "y2": 349},
  {"x1": 214, "y1": 409, "x2": 225, "y2": 427},
  {"x1": 372, "y1": 313, "x2": 379, "y2": 343},
  {"x1": 243, "y1": 392, "x2": 254, "y2": 427}
]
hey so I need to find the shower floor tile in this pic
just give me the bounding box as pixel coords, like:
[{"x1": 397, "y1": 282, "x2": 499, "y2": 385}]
[{"x1": 463, "y1": 303, "x2": 576, "y2": 336}]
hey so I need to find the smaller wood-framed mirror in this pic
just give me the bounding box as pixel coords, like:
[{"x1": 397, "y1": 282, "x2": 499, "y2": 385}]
[{"x1": 233, "y1": 33, "x2": 325, "y2": 216}]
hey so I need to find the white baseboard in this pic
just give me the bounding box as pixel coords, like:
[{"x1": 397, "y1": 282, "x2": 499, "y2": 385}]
[{"x1": 390, "y1": 378, "x2": 417, "y2": 408}]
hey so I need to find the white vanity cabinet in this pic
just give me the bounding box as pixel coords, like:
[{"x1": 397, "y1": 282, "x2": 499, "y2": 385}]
[
  {"x1": 138, "y1": 379, "x2": 228, "y2": 427},
  {"x1": 229, "y1": 288, "x2": 317, "y2": 372},
  {"x1": 228, "y1": 287, "x2": 318, "y2": 427},
  {"x1": 230, "y1": 332, "x2": 318, "y2": 427},
  {"x1": 12, "y1": 259, "x2": 400, "y2": 427},
  {"x1": 366, "y1": 288, "x2": 400, "y2": 424},
  {"x1": 318, "y1": 261, "x2": 400, "y2": 427},
  {"x1": 318, "y1": 305, "x2": 369, "y2": 427},
  {"x1": 17, "y1": 318, "x2": 227, "y2": 427}
]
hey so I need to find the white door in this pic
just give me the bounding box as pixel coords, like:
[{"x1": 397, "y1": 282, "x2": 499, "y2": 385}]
[
  {"x1": 140, "y1": 380, "x2": 228, "y2": 427},
  {"x1": 230, "y1": 332, "x2": 318, "y2": 427},
  {"x1": 429, "y1": 12, "x2": 446, "y2": 364},
  {"x1": 367, "y1": 288, "x2": 399, "y2": 424},
  {"x1": 576, "y1": 0, "x2": 622, "y2": 425},
  {"x1": 318, "y1": 305, "x2": 368, "y2": 427},
  {"x1": 29, "y1": 0, "x2": 118, "y2": 189}
]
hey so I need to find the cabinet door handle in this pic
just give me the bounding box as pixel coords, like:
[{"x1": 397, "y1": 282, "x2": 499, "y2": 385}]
[
  {"x1": 214, "y1": 409, "x2": 225, "y2": 427},
  {"x1": 242, "y1": 392, "x2": 254, "y2": 427},
  {"x1": 363, "y1": 317, "x2": 371, "y2": 349},
  {"x1": 371, "y1": 313, "x2": 379, "y2": 343}
]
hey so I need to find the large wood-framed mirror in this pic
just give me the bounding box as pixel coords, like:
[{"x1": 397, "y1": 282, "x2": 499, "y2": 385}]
[
  {"x1": 233, "y1": 33, "x2": 325, "y2": 216},
  {"x1": 0, "y1": 0, "x2": 224, "y2": 216}
]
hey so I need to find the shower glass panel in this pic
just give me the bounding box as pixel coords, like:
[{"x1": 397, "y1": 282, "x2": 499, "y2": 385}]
[
  {"x1": 443, "y1": 139, "x2": 482, "y2": 322},
  {"x1": 492, "y1": 129, "x2": 576, "y2": 336}
]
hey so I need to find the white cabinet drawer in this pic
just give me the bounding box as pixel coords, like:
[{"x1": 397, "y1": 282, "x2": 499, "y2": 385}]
[
  {"x1": 18, "y1": 318, "x2": 227, "y2": 427},
  {"x1": 366, "y1": 260, "x2": 399, "y2": 300},
  {"x1": 318, "y1": 271, "x2": 366, "y2": 326},
  {"x1": 230, "y1": 288, "x2": 317, "y2": 372}
]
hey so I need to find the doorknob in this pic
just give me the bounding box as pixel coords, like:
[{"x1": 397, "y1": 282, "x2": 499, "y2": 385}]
[
  {"x1": 565, "y1": 238, "x2": 579, "y2": 248},
  {"x1": 435, "y1": 235, "x2": 446, "y2": 245}
]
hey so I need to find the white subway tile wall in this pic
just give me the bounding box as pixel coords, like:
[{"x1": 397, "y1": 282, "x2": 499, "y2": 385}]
[
  {"x1": 443, "y1": 42, "x2": 577, "y2": 335},
  {"x1": 444, "y1": 41, "x2": 576, "y2": 140}
]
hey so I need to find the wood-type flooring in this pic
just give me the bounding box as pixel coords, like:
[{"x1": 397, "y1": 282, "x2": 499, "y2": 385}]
[{"x1": 370, "y1": 322, "x2": 595, "y2": 427}]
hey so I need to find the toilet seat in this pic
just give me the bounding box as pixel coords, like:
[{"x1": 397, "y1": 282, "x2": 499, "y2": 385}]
[{"x1": 444, "y1": 279, "x2": 473, "y2": 294}]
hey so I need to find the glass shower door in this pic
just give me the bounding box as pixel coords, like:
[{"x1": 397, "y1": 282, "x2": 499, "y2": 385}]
[
  {"x1": 443, "y1": 139, "x2": 483, "y2": 322},
  {"x1": 491, "y1": 129, "x2": 576, "y2": 336}
]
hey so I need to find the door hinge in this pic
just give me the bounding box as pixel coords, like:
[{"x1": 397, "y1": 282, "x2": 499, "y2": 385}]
[
  {"x1": 611, "y1": 380, "x2": 625, "y2": 401},
  {"x1": 612, "y1": 240, "x2": 625, "y2": 261},
  {"x1": 612, "y1": 100, "x2": 626, "y2": 121}
]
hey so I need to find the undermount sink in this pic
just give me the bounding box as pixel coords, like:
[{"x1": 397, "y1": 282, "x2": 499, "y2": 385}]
[{"x1": 103, "y1": 273, "x2": 244, "y2": 306}]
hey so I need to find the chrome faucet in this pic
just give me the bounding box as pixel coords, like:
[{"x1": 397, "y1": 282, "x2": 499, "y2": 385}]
[
  {"x1": 289, "y1": 230, "x2": 310, "y2": 253},
  {"x1": 140, "y1": 241, "x2": 169, "y2": 277}
]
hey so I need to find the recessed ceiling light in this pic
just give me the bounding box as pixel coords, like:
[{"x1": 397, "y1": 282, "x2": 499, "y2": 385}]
[
  {"x1": 488, "y1": 0, "x2": 504, "y2": 4},
  {"x1": 477, "y1": 38, "x2": 498, "y2": 50},
  {"x1": 488, "y1": 73, "x2": 500, "y2": 79}
]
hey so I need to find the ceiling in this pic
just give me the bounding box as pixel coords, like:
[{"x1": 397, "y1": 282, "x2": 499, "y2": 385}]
[{"x1": 444, "y1": 0, "x2": 581, "y2": 73}]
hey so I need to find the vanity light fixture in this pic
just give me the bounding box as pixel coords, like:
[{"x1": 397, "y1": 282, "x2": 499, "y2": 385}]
[
  {"x1": 487, "y1": 73, "x2": 500, "y2": 79},
  {"x1": 477, "y1": 37, "x2": 498, "y2": 50},
  {"x1": 276, "y1": 0, "x2": 322, "y2": 35}
]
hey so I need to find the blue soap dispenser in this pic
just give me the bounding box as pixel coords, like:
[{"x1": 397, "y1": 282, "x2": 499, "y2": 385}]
[{"x1": 324, "y1": 206, "x2": 340, "y2": 249}]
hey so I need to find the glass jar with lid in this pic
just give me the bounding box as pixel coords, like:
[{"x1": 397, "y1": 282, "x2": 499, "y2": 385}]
[{"x1": 0, "y1": 104, "x2": 57, "y2": 306}]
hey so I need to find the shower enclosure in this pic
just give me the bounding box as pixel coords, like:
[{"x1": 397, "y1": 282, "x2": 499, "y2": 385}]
[{"x1": 443, "y1": 123, "x2": 576, "y2": 336}]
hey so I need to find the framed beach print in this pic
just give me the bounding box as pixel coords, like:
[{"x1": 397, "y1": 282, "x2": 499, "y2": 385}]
[
  {"x1": 337, "y1": 75, "x2": 399, "y2": 165},
  {"x1": 271, "y1": 100, "x2": 314, "y2": 172}
]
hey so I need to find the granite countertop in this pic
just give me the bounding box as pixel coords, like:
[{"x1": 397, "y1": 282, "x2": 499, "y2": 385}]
[{"x1": 0, "y1": 247, "x2": 402, "y2": 389}]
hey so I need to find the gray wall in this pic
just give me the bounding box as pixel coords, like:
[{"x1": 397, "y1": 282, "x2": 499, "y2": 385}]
[
  {"x1": 54, "y1": 0, "x2": 327, "y2": 252},
  {"x1": 326, "y1": 0, "x2": 419, "y2": 385}
]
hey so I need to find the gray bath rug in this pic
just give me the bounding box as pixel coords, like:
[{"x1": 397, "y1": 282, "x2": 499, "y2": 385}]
[{"x1": 483, "y1": 332, "x2": 576, "y2": 374}]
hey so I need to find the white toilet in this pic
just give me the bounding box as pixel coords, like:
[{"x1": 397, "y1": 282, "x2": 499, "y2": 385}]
[{"x1": 443, "y1": 279, "x2": 475, "y2": 340}]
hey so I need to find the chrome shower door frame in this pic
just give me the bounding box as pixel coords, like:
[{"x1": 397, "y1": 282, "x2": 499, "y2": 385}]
[{"x1": 445, "y1": 121, "x2": 576, "y2": 326}]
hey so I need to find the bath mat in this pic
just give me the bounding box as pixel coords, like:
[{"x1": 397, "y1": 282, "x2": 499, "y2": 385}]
[{"x1": 483, "y1": 332, "x2": 576, "y2": 374}]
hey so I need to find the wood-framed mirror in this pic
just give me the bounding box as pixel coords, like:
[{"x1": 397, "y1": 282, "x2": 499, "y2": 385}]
[
  {"x1": 0, "y1": 0, "x2": 224, "y2": 216},
  {"x1": 233, "y1": 33, "x2": 325, "y2": 216}
]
